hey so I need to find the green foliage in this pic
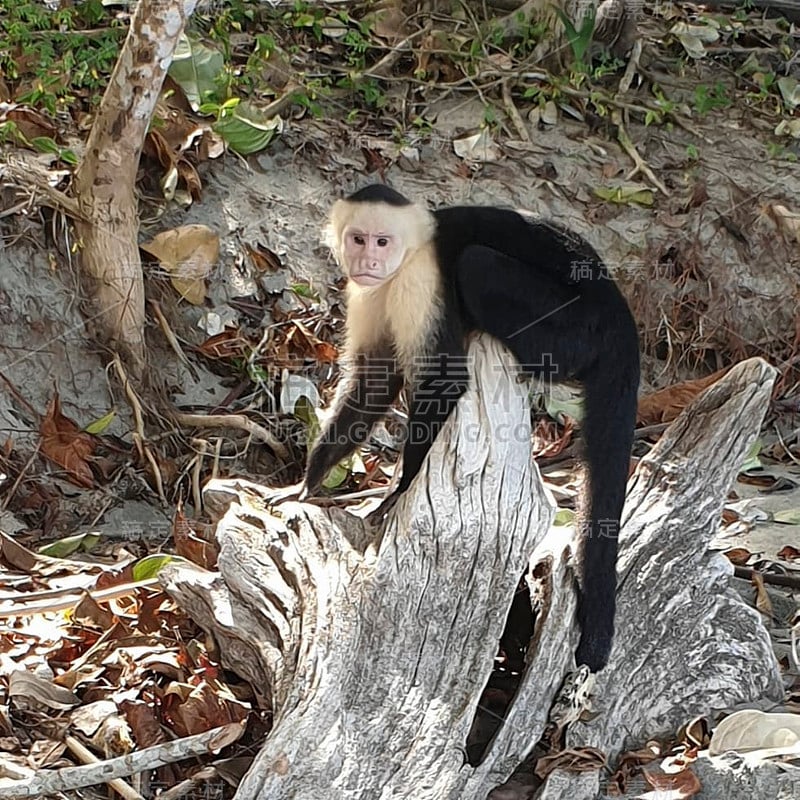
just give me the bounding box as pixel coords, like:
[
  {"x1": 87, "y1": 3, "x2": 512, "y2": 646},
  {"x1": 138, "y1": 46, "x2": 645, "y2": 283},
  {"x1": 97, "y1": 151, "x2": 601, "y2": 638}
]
[
  {"x1": 0, "y1": 0, "x2": 123, "y2": 112},
  {"x1": 552, "y1": 5, "x2": 596, "y2": 71},
  {"x1": 0, "y1": 121, "x2": 77, "y2": 164},
  {"x1": 693, "y1": 82, "x2": 732, "y2": 115}
]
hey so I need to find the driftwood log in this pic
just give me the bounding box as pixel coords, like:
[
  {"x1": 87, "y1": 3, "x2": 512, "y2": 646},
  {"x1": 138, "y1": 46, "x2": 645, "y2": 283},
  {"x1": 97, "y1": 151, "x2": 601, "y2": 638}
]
[{"x1": 164, "y1": 340, "x2": 784, "y2": 799}]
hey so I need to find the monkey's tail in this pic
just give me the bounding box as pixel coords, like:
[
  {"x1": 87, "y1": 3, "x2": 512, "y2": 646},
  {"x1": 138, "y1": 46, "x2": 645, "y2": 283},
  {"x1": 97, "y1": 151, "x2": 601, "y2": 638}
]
[{"x1": 575, "y1": 344, "x2": 639, "y2": 671}]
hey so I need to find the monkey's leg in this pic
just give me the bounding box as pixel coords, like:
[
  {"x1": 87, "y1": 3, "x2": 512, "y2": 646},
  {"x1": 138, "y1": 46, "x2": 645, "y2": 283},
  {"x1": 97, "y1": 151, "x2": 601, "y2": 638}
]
[
  {"x1": 304, "y1": 356, "x2": 403, "y2": 497},
  {"x1": 574, "y1": 350, "x2": 638, "y2": 671}
]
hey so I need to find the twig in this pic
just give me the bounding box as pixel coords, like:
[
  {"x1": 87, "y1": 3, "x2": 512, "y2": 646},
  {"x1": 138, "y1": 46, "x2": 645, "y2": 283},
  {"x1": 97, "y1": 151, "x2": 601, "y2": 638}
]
[
  {"x1": 733, "y1": 566, "x2": 800, "y2": 591},
  {"x1": 111, "y1": 356, "x2": 168, "y2": 505},
  {"x1": 612, "y1": 108, "x2": 670, "y2": 196},
  {"x1": 175, "y1": 412, "x2": 289, "y2": 460},
  {"x1": 618, "y1": 39, "x2": 642, "y2": 95},
  {"x1": 359, "y1": 26, "x2": 431, "y2": 80},
  {"x1": 149, "y1": 300, "x2": 198, "y2": 380},
  {"x1": 157, "y1": 767, "x2": 218, "y2": 800},
  {"x1": 773, "y1": 423, "x2": 800, "y2": 469},
  {"x1": 0, "y1": 722, "x2": 246, "y2": 799},
  {"x1": 634, "y1": 422, "x2": 671, "y2": 439},
  {"x1": 501, "y1": 80, "x2": 531, "y2": 142},
  {"x1": 0, "y1": 159, "x2": 85, "y2": 221},
  {"x1": 64, "y1": 736, "x2": 145, "y2": 800},
  {"x1": 191, "y1": 438, "x2": 207, "y2": 512},
  {"x1": 0, "y1": 442, "x2": 40, "y2": 513},
  {"x1": 0, "y1": 578, "x2": 160, "y2": 618}
]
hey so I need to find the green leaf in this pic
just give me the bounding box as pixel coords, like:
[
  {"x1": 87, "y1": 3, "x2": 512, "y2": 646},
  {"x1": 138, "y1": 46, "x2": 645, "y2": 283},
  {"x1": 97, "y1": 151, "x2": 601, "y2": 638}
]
[
  {"x1": 132, "y1": 554, "x2": 192, "y2": 581},
  {"x1": 39, "y1": 532, "x2": 100, "y2": 558},
  {"x1": 30, "y1": 136, "x2": 60, "y2": 154},
  {"x1": 168, "y1": 34, "x2": 226, "y2": 111},
  {"x1": 594, "y1": 185, "x2": 655, "y2": 207},
  {"x1": 85, "y1": 410, "x2": 116, "y2": 435},
  {"x1": 322, "y1": 462, "x2": 349, "y2": 490},
  {"x1": 212, "y1": 102, "x2": 283, "y2": 155},
  {"x1": 773, "y1": 509, "x2": 800, "y2": 525},
  {"x1": 545, "y1": 393, "x2": 584, "y2": 423},
  {"x1": 290, "y1": 282, "x2": 319, "y2": 299},
  {"x1": 739, "y1": 439, "x2": 762, "y2": 473},
  {"x1": 59, "y1": 149, "x2": 78, "y2": 166},
  {"x1": 553, "y1": 508, "x2": 576, "y2": 526}
]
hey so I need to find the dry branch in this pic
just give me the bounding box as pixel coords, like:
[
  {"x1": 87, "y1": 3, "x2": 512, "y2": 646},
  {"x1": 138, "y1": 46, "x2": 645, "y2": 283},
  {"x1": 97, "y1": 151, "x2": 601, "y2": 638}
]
[
  {"x1": 164, "y1": 348, "x2": 783, "y2": 799},
  {"x1": 0, "y1": 723, "x2": 244, "y2": 799}
]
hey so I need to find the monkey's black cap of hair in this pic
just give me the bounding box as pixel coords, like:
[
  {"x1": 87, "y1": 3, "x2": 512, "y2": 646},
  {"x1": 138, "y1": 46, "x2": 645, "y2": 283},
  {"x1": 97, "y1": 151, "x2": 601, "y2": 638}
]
[{"x1": 347, "y1": 184, "x2": 411, "y2": 206}]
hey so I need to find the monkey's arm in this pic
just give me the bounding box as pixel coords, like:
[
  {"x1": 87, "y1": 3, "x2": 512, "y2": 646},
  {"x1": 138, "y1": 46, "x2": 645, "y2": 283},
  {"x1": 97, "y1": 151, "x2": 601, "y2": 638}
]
[
  {"x1": 304, "y1": 351, "x2": 404, "y2": 497},
  {"x1": 395, "y1": 326, "x2": 470, "y2": 496}
]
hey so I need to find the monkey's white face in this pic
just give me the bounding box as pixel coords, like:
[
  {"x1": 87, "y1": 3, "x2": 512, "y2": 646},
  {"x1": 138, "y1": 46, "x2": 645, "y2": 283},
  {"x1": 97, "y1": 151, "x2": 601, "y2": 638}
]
[
  {"x1": 327, "y1": 199, "x2": 436, "y2": 289},
  {"x1": 341, "y1": 225, "x2": 406, "y2": 287}
]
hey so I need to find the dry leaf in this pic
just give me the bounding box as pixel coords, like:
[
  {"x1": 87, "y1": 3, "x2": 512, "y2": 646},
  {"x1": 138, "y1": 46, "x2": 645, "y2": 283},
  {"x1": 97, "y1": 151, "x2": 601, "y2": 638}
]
[
  {"x1": 246, "y1": 243, "x2": 282, "y2": 272},
  {"x1": 534, "y1": 746, "x2": 606, "y2": 779},
  {"x1": 4, "y1": 106, "x2": 58, "y2": 141},
  {"x1": 750, "y1": 571, "x2": 773, "y2": 618},
  {"x1": 637, "y1": 368, "x2": 730, "y2": 425},
  {"x1": 769, "y1": 204, "x2": 800, "y2": 243},
  {"x1": 40, "y1": 391, "x2": 97, "y2": 488},
  {"x1": 777, "y1": 545, "x2": 800, "y2": 561},
  {"x1": 709, "y1": 709, "x2": 800, "y2": 754},
  {"x1": 453, "y1": 129, "x2": 502, "y2": 162},
  {"x1": 723, "y1": 547, "x2": 752, "y2": 566},
  {"x1": 141, "y1": 225, "x2": 219, "y2": 305},
  {"x1": 641, "y1": 763, "x2": 701, "y2": 798},
  {"x1": 164, "y1": 680, "x2": 249, "y2": 738}
]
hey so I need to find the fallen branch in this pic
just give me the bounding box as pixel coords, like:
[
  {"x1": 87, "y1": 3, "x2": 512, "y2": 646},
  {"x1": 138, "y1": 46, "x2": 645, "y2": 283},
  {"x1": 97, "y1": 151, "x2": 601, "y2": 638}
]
[
  {"x1": 174, "y1": 412, "x2": 289, "y2": 460},
  {"x1": 0, "y1": 722, "x2": 245, "y2": 799}
]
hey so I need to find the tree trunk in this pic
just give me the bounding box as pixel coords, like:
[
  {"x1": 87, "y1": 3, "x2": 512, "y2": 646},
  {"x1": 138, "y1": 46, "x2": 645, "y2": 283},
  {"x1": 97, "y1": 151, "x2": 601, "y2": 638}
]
[
  {"x1": 164, "y1": 343, "x2": 782, "y2": 799},
  {"x1": 72, "y1": 0, "x2": 198, "y2": 376}
]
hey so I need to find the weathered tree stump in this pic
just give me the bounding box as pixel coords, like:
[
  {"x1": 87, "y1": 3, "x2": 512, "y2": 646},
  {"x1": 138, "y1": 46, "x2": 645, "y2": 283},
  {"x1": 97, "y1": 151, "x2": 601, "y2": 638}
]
[{"x1": 164, "y1": 341, "x2": 783, "y2": 799}]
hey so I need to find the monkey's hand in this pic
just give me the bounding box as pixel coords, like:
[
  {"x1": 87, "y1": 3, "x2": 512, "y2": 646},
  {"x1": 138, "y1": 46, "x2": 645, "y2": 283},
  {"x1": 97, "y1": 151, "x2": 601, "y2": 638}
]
[{"x1": 264, "y1": 481, "x2": 306, "y2": 507}]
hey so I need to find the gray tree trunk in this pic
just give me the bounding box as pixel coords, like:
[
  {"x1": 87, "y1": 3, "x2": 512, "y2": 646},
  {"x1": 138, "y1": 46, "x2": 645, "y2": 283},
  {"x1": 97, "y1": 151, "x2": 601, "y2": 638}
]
[
  {"x1": 72, "y1": 0, "x2": 198, "y2": 375},
  {"x1": 164, "y1": 342, "x2": 782, "y2": 799}
]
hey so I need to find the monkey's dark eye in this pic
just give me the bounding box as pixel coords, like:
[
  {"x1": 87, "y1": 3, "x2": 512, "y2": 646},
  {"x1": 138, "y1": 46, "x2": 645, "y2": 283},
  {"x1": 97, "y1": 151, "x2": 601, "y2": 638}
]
[
  {"x1": 353, "y1": 235, "x2": 365, "y2": 246},
  {"x1": 377, "y1": 237, "x2": 388, "y2": 247}
]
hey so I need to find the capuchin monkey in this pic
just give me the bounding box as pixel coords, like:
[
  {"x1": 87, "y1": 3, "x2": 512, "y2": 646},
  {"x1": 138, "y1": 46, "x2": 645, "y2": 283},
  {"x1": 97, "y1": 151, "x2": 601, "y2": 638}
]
[{"x1": 295, "y1": 184, "x2": 639, "y2": 672}]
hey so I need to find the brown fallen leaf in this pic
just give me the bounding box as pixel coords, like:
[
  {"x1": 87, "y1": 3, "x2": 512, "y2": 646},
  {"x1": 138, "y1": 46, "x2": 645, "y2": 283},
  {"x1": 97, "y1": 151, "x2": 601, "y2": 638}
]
[
  {"x1": 642, "y1": 763, "x2": 701, "y2": 798},
  {"x1": 3, "y1": 105, "x2": 58, "y2": 142},
  {"x1": 246, "y1": 242, "x2": 282, "y2": 272},
  {"x1": 637, "y1": 367, "x2": 730, "y2": 426},
  {"x1": 163, "y1": 680, "x2": 250, "y2": 738},
  {"x1": 608, "y1": 741, "x2": 662, "y2": 796},
  {"x1": 750, "y1": 571, "x2": 773, "y2": 619},
  {"x1": 721, "y1": 508, "x2": 740, "y2": 525},
  {"x1": 533, "y1": 417, "x2": 575, "y2": 458},
  {"x1": 723, "y1": 547, "x2": 752, "y2": 566},
  {"x1": 534, "y1": 746, "x2": 606, "y2": 779},
  {"x1": 39, "y1": 391, "x2": 97, "y2": 488},
  {"x1": 777, "y1": 545, "x2": 800, "y2": 561},
  {"x1": 141, "y1": 224, "x2": 219, "y2": 305}
]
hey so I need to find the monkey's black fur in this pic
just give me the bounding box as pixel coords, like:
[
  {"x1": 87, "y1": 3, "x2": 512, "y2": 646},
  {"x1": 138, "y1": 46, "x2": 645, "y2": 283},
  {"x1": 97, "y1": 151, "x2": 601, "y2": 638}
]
[
  {"x1": 348, "y1": 184, "x2": 411, "y2": 206},
  {"x1": 306, "y1": 185, "x2": 640, "y2": 672}
]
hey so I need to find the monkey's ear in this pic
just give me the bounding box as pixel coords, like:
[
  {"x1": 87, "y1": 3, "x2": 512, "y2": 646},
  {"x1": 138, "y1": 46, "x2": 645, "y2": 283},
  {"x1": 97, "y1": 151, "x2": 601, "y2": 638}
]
[
  {"x1": 324, "y1": 199, "x2": 351, "y2": 258},
  {"x1": 322, "y1": 199, "x2": 345, "y2": 259}
]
